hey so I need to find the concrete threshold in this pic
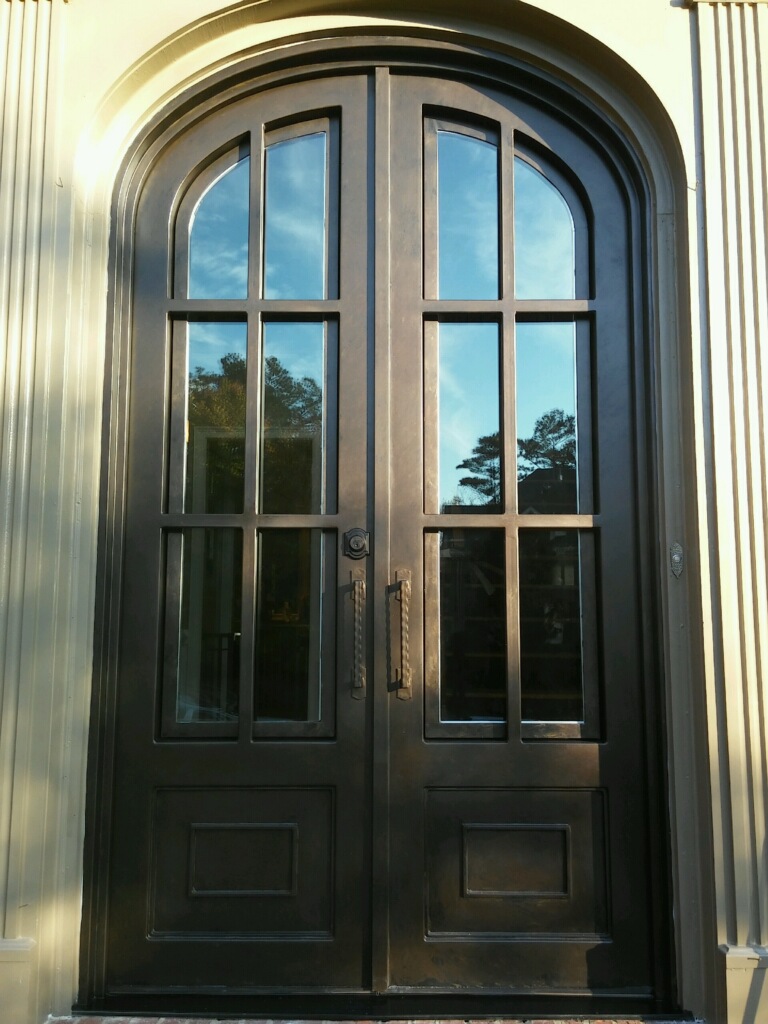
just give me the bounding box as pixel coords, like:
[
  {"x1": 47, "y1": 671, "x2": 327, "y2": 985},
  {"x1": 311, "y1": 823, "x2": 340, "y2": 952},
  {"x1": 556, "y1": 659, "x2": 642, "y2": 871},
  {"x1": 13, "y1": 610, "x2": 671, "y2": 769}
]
[{"x1": 48, "y1": 1017, "x2": 701, "y2": 1023}]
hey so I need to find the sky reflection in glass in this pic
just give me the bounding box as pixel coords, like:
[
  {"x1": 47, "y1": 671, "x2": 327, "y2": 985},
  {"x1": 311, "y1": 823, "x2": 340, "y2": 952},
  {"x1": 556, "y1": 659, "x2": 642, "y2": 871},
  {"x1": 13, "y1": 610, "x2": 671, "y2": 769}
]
[
  {"x1": 438, "y1": 132, "x2": 499, "y2": 299},
  {"x1": 438, "y1": 323, "x2": 500, "y2": 510},
  {"x1": 514, "y1": 159, "x2": 575, "y2": 299},
  {"x1": 188, "y1": 321, "x2": 247, "y2": 375},
  {"x1": 189, "y1": 159, "x2": 249, "y2": 299},
  {"x1": 264, "y1": 133, "x2": 327, "y2": 299}
]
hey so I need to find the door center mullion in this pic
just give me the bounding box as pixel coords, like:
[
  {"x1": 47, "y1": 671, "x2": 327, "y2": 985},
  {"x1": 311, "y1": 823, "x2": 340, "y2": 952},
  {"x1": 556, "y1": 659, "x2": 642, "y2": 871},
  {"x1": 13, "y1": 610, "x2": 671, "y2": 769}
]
[{"x1": 370, "y1": 63, "x2": 395, "y2": 996}]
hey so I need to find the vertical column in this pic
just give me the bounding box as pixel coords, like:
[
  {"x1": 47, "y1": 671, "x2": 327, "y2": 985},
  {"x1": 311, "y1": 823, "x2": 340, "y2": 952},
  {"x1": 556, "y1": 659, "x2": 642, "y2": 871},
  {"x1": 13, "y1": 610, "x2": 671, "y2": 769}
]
[
  {"x1": 0, "y1": 2, "x2": 69, "y2": 1024},
  {"x1": 691, "y1": 2, "x2": 768, "y2": 1020}
]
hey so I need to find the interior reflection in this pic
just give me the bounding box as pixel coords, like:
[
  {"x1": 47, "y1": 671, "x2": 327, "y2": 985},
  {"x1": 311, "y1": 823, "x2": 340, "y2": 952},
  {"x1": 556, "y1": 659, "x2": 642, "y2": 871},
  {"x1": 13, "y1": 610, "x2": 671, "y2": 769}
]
[
  {"x1": 438, "y1": 529, "x2": 507, "y2": 723},
  {"x1": 175, "y1": 528, "x2": 242, "y2": 724},
  {"x1": 254, "y1": 530, "x2": 323, "y2": 722},
  {"x1": 519, "y1": 529, "x2": 584, "y2": 723}
]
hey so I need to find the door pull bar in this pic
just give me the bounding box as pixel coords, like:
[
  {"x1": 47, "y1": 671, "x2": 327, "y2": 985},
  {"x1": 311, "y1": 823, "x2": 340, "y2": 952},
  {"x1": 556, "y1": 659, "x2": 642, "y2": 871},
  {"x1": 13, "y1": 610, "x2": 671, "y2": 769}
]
[
  {"x1": 351, "y1": 572, "x2": 366, "y2": 699},
  {"x1": 395, "y1": 569, "x2": 412, "y2": 700}
]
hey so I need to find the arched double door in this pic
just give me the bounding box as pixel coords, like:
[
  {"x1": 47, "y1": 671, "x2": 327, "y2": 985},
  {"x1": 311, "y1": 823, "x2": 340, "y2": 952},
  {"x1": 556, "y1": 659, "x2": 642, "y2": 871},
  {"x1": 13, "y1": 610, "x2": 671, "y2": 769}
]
[{"x1": 85, "y1": 62, "x2": 671, "y2": 1015}]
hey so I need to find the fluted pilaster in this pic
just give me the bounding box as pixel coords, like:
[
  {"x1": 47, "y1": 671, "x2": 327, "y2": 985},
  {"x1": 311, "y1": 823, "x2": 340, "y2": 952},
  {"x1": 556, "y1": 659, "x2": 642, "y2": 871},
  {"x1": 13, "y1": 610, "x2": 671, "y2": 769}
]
[
  {"x1": 0, "y1": 1, "x2": 71, "y2": 1022},
  {"x1": 693, "y1": 0, "x2": 768, "y2": 1016},
  {"x1": 0, "y1": 0, "x2": 55, "y2": 925}
]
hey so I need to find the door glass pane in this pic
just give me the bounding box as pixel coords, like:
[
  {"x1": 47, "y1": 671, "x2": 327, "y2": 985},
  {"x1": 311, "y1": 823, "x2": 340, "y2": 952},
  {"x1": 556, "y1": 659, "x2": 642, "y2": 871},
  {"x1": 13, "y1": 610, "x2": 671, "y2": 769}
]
[
  {"x1": 437, "y1": 131, "x2": 499, "y2": 299},
  {"x1": 260, "y1": 322, "x2": 329, "y2": 514},
  {"x1": 438, "y1": 529, "x2": 507, "y2": 723},
  {"x1": 186, "y1": 322, "x2": 247, "y2": 514},
  {"x1": 255, "y1": 530, "x2": 323, "y2": 722},
  {"x1": 264, "y1": 133, "x2": 327, "y2": 299},
  {"x1": 514, "y1": 158, "x2": 574, "y2": 299},
  {"x1": 519, "y1": 529, "x2": 583, "y2": 722},
  {"x1": 189, "y1": 158, "x2": 249, "y2": 299},
  {"x1": 437, "y1": 323, "x2": 501, "y2": 512},
  {"x1": 173, "y1": 528, "x2": 242, "y2": 724},
  {"x1": 516, "y1": 322, "x2": 577, "y2": 514}
]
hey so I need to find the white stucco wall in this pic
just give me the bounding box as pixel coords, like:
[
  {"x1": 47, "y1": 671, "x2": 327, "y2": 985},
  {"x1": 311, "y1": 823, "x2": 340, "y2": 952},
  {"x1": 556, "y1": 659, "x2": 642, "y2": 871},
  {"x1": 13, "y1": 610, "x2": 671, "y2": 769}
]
[{"x1": 0, "y1": 2, "x2": 766, "y2": 1022}]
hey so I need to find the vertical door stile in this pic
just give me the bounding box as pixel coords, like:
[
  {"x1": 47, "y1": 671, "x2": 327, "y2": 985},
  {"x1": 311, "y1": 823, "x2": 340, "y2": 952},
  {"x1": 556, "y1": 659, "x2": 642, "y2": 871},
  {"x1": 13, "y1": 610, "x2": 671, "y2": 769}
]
[
  {"x1": 239, "y1": 126, "x2": 263, "y2": 739},
  {"x1": 240, "y1": 323, "x2": 260, "y2": 740},
  {"x1": 371, "y1": 64, "x2": 393, "y2": 995},
  {"x1": 502, "y1": 122, "x2": 520, "y2": 744}
]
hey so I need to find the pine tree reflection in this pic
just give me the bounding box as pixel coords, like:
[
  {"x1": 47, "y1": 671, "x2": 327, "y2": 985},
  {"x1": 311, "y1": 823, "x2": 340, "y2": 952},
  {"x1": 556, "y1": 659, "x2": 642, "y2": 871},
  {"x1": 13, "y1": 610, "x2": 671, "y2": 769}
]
[
  {"x1": 187, "y1": 351, "x2": 323, "y2": 514},
  {"x1": 442, "y1": 407, "x2": 576, "y2": 514},
  {"x1": 517, "y1": 407, "x2": 576, "y2": 515}
]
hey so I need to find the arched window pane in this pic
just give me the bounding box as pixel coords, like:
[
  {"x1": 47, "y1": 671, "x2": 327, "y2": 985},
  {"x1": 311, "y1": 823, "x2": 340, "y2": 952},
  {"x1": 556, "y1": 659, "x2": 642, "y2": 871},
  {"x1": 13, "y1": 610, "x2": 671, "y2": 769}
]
[
  {"x1": 188, "y1": 158, "x2": 249, "y2": 299},
  {"x1": 514, "y1": 159, "x2": 575, "y2": 299},
  {"x1": 438, "y1": 131, "x2": 499, "y2": 299},
  {"x1": 264, "y1": 133, "x2": 327, "y2": 299}
]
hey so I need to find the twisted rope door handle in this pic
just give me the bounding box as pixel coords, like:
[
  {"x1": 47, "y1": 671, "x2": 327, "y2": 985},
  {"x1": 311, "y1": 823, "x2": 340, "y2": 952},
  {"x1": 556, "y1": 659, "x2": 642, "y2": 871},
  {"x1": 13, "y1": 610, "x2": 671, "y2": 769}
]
[
  {"x1": 351, "y1": 574, "x2": 366, "y2": 698},
  {"x1": 395, "y1": 569, "x2": 412, "y2": 700}
]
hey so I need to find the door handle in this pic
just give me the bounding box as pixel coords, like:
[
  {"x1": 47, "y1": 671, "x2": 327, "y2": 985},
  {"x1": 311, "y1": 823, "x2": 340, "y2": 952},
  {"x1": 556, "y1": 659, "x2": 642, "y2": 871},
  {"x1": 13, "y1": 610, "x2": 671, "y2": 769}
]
[
  {"x1": 351, "y1": 572, "x2": 366, "y2": 699},
  {"x1": 394, "y1": 569, "x2": 412, "y2": 700}
]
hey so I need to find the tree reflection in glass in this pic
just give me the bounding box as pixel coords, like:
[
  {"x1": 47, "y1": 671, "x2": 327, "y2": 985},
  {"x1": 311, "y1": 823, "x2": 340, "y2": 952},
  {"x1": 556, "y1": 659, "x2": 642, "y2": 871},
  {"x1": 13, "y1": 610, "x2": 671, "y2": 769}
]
[
  {"x1": 261, "y1": 322, "x2": 326, "y2": 514},
  {"x1": 186, "y1": 323, "x2": 248, "y2": 514},
  {"x1": 438, "y1": 323, "x2": 500, "y2": 512},
  {"x1": 184, "y1": 321, "x2": 329, "y2": 514},
  {"x1": 451, "y1": 405, "x2": 576, "y2": 516},
  {"x1": 516, "y1": 322, "x2": 578, "y2": 514}
]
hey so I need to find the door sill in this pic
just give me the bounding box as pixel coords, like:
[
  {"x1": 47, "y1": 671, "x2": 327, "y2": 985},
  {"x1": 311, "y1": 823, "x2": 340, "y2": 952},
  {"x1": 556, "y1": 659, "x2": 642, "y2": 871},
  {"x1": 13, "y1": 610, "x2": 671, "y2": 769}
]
[
  {"x1": 55, "y1": 1017, "x2": 699, "y2": 1023},
  {"x1": 72, "y1": 986, "x2": 689, "y2": 1021}
]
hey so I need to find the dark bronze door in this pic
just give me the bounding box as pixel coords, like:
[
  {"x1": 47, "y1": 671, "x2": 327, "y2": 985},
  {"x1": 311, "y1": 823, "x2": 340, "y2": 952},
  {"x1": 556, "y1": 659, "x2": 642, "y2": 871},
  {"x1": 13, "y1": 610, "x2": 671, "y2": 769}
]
[
  {"x1": 383, "y1": 74, "x2": 659, "y2": 997},
  {"x1": 86, "y1": 64, "x2": 668, "y2": 1013}
]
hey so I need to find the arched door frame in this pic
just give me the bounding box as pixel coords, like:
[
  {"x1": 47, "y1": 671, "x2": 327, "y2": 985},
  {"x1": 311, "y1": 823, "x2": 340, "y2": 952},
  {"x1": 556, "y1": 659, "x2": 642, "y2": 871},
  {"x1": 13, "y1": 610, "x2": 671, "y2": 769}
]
[{"x1": 81, "y1": 22, "x2": 708, "y2": 1018}]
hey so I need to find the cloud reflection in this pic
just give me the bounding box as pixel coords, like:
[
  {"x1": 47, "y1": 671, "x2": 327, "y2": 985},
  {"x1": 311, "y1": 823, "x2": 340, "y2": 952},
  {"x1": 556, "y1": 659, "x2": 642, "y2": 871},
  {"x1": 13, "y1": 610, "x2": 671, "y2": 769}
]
[
  {"x1": 264, "y1": 133, "x2": 327, "y2": 299},
  {"x1": 189, "y1": 159, "x2": 249, "y2": 299},
  {"x1": 438, "y1": 131, "x2": 499, "y2": 299},
  {"x1": 514, "y1": 159, "x2": 575, "y2": 299}
]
